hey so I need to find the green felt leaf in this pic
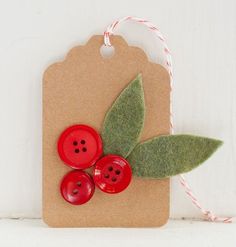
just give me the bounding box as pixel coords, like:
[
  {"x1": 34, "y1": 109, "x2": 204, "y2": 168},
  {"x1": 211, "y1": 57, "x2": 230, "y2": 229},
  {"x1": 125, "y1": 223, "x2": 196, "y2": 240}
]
[
  {"x1": 102, "y1": 74, "x2": 145, "y2": 158},
  {"x1": 127, "y1": 135, "x2": 223, "y2": 178}
]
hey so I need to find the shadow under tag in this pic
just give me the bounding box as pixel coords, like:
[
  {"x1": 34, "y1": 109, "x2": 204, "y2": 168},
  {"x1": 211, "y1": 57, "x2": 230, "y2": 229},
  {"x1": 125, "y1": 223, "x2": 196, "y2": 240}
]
[{"x1": 43, "y1": 35, "x2": 171, "y2": 227}]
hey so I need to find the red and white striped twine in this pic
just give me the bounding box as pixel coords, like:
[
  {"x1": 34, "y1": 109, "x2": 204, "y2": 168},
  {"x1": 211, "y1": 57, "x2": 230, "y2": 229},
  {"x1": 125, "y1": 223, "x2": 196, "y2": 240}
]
[{"x1": 103, "y1": 16, "x2": 233, "y2": 223}]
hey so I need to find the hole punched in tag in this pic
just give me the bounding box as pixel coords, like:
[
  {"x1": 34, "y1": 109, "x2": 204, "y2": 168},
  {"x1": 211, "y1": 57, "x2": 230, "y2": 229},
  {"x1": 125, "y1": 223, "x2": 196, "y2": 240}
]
[{"x1": 100, "y1": 44, "x2": 115, "y2": 58}]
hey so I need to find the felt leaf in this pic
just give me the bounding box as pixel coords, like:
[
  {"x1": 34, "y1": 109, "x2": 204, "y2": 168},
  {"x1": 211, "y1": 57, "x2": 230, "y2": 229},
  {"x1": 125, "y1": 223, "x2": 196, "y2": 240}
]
[
  {"x1": 102, "y1": 74, "x2": 145, "y2": 158},
  {"x1": 127, "y1": 135, "x2": 223, "y2": 178}
]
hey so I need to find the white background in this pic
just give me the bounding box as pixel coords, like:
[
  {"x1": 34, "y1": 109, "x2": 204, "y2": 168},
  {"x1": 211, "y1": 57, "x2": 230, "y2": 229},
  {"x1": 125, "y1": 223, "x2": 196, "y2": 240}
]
[{"x1": 0, "y1": 0, "x2": 235, "y2": 222}]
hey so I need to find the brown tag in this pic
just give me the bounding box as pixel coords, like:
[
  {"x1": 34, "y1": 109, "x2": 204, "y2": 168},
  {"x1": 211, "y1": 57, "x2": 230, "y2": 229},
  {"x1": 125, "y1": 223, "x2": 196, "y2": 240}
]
[{"x1": 43, "y1": 35, "x2": 170, "y2": 227}]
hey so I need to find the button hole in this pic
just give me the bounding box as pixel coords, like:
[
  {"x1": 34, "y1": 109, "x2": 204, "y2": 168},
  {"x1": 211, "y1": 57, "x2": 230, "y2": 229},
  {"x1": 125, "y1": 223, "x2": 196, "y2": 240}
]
[
  {"x1": 82, "y1": 147, "x2": 87, "y2": 152},
  {"x1": 81, "y1": 140, "x2": 86, "y2": 144},
  {"x1": 115, "y1": 170, "x2": 121, "y2": 175},
  {"x1": 73, "y1": 141, "x2": 78, "y2": 146},
  {"x1": 77, "y1": 181, "x2": 82, "y2": 187},
  {"x1": 111, "y1": 177, "x2": 117, "y2": 182},
  {"x1": 108, "y1": 166, "x2": 113, "y2": 171},
  {"x1": 104, "y1": 174, "x2": 109, "y2": 179},
  {"x1": 74, "y1": 149, "x2": 80, "y2": 153},
  {"x1": 72, "y1": 189, "x2": 78, "y2": 195}
]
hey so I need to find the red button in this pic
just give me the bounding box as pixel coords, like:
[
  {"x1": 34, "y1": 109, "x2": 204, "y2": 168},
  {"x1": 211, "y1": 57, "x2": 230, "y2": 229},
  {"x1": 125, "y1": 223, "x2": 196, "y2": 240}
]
[
  {"x1": 60, "y1": 170, "x2": 95, "y2": 205},
  {"x1": 93, "y1": 155, "x2": 132, "y2": 194},
  {"x1": 58, "y1": 125, "x2": 103, "y2": 169}
]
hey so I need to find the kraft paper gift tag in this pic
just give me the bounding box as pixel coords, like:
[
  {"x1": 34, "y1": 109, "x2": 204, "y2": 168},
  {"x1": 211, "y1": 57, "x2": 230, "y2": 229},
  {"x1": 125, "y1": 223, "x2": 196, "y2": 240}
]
[{"x1": 43, "y1": 35, "x2": 170, "y2": 227}]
